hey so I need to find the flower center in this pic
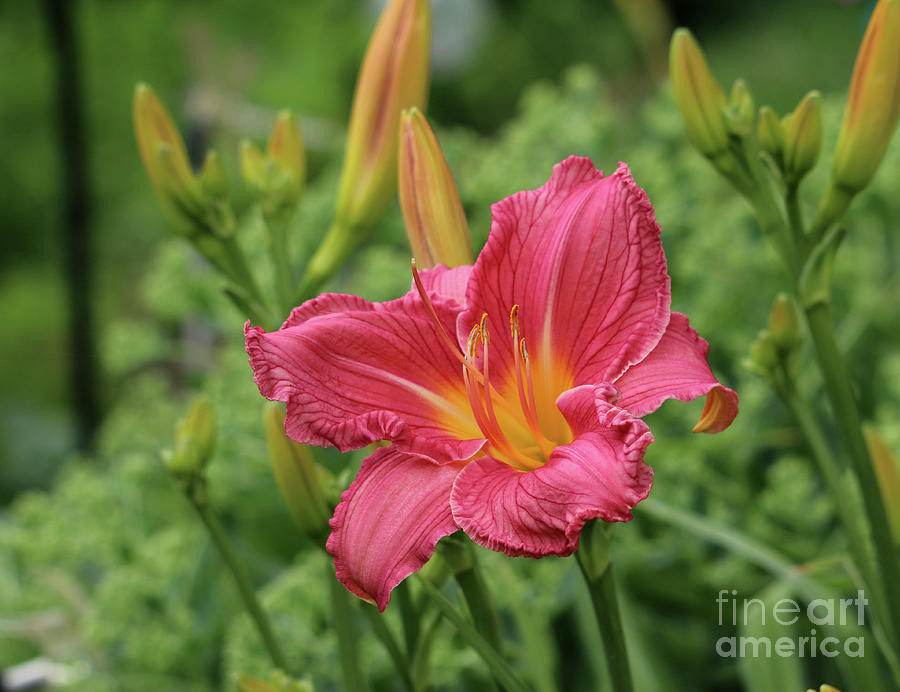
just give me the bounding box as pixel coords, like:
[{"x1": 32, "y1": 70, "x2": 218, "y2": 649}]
[
  {"x1": 460, "y1": 308, "x2": 560, "y2": 470},
  {"x1": 412, "y1": 262, "x2": 564, "y2": 472}
]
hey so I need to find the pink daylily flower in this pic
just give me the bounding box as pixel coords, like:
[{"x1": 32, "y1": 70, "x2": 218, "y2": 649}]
[{"x1": 246, "y1": 156, "x2": 738, "y2": 610}]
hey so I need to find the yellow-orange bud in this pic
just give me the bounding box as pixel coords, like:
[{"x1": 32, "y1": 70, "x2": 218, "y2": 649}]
[
  {"x1": 335, "y1": 0, "x2": 431, "y2": 229},
  {"x1": 267, "y1": 110, "x2": 306, "y2": 202},
  {"x1": 241, "y1": 112, "x2": 306, "y2": 221},
  {"x1": 864, "y1": 425, "x2": 900, "y2": 543},
  {"x1": 133, "y1": 83, "x2": 204, "y2": 231},
  {"x1": 264, "y1": 405, "x2": 332, "y2": 540},
  {"x1": 398, "y1": 108, "x2": 473, "y2": 268},
  {"x1": 782, "y1": 91, "x2": 822, "y2": 183},
  {"x1": 669, "y1": 28, "x2": 729, "y2": 157},
  {"x1": 832, "y1": 0, "x2": 900, "y2": 192}
]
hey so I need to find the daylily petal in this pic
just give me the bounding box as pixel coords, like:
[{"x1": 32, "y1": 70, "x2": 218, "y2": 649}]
[
  {"x1": 460, "y1": 157, "x2": 671, "y2": 404},
  {"x1": 327, "y1": 446, "x2": 463, "y2": 611},
  {"x1": 414, "y1": 263, "x2": 472, "y2": 306},
  {"x1": 245, "y1": 290, "x2": 484, "y2": 461},
  {"x1": 613, "y1": 312, "x2": 738, "y2": 433},
  {"x1": 450, "y1": 385, "x2": 654, "y2": 557}
]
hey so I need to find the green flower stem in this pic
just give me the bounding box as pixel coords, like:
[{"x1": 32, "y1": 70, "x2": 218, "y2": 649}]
[
  {"x1": 362, "y1": 604, "x2": 413, "y2": 692},
  {"x1": 803, "y1": 301, "x2": 900, "y2": 646},
  {"x1": 439, "y1": 537, "x2": 505, "y2": 689},
  {"x1": 185, "y1": 486, "x2": 289, "y2": 672},
  {"x1": 642, "y1": 498, "x2": 900, "y2": 686},
  {"x1": 785, "y1": 182, "x2": 806, "y2": 257},
  {"x1": 395, "y1": 580, "x2": 421, "y2": 661},
  {"x1": 574, "y1": 557, "x2": 633, "y2": 692},
  {"x1": 453, "y1": 560, "x2": 504, "y2": 657},
  {"x1": 328, "y1": 570, "x2": 370, "y2": 692},
  {"x1": 297, "y1": 219, "x2": 359, "y2": 303},
  {"x1": 222, "y1": 286, "x2": 276, "y2": 332},
  {"x1": 416, "y1": 576, "x2": 531, "y2": 692},
  {"x1": 220, "y1": 234, "x2": 267, "y2": 309},
  {"x1": 411, "y1": 610, "x2": 444, "y2": 692},
  {"x1": 262, "y1": 212, "x2": 296, "y2": 318},
  {"x1": 775, "y1": 377, "x2": 887, "y2": 621}
]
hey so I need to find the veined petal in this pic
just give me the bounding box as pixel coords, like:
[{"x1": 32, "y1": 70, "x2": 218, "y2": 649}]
[
  {"x1": 450, "y1": 386, "x2": 654, "y2": 557},
  {"x1": 460, "y1": 156, "x2": 671, "y2": 412},
  {"x1": 327, "y1": 447, "x2": 463, "y2": 611},
  {"x1": 613, "y1": 312, "x2": 738, "y2": 433},
  {"x1": 245, "y1": 288, "x2": 483, "y2": 462},
  {"x1": 413, "y1": 263, "x2": 472, "y2": 307}
]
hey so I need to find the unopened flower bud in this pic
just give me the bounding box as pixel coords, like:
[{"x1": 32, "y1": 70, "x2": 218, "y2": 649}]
[
  {"x1": 267, "y1": 110, "x2": 306, "y2": 205},
  {"x1": 831, "y1": 0, "x2": 900, "y2": 193},
  {"x1": 782, "y1": 91, "x2": 822, "y2": 183},
  {"x1": 133, "y1": 83, "x2": 204, "y2": 232},
  {"x1": 200, "y1": 149, "x2": 229, "y2": 201},
  {"x1": 153, "y1": 143, "x2": 208, "y2": 231},
  {"x1": 757, "y1": 106, "x2": 784, "y2": 163},
  {"x1": 748, "y1": 330, "x2": 779, "y2": 376},
  {"x1": 669, "y1": 28, "x2": 730, "y2": 158},
  {"x1": 335, "y1": 0, "x2": 430, "y2": 229},
  {"x1": 398, "y1": 108, "x2": 473, "y2": 268},
  {"x1": 303, "y1": 0, "x2": 431, "y2": 292},
  {"x1": 166, "y1": 396, "x2": 216, "y2": 477},
  {"x1": 723, "y1": 79, "x2": 755, "y2": 138},
  {"x1": 864, "y1": 425, "x2": 900, "y2": 544},
  {"x1": 767, "y1": 293, "x2": 802, "y2": 353},
  {"x1": 264, "y1": 405, "x2": 332, "y2": 540},
  {"x1": 240, "y1": 140, "x2": 268, "y2": 199}
]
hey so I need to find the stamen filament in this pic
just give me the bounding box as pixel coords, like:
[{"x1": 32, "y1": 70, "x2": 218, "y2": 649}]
[
  {"x1": 464, "y1": 323, "x2": 539, "y2": 471},
  {"x1": 411, "y1": 260, "x2": 484, "y2": 384},
  {"x1": 509, "y1": 307, "x2": 556, "y2": 458}
]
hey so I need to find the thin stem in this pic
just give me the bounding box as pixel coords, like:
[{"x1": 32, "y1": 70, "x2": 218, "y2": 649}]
[
  {"x1": 362, "y1": 604, "x2": 413, "y2": 692},
  {"x1": 297, "y1": 219, "x2": 358, "y2": 303},
  {"x1": 222, "y1": 286, "x2": 276, "y2": 331},
  {"x1": 220, "y1": 235, "x2": 267, "y2": 309},
  {"x1": 775, "y1": 377, "x2": 887, "y2": 622},
  {"x1": 804, "y1": 302, "x2": 900, "y2": 647},
  {"x1": 574, "y1": 558, "x2": 633, "y2": 692},
  {"x1": 187, "y1": 489, "x2": 289, "y2": 671},
  {"x1": 395, "y1": 580, "x2": 421, "y2": 661},
  {"x1": 641, "y1": 498, "x2": 900, "y2": 685},
  {"x1": 328, "y1": 571, "x2": 369, "y2": 692},
  {"x1": 454, "y1": 561, "x2": 504, "y2": 656},
  {"x1": 411, "y1": 610, "x2": 444, "y2": 692},
  {"x1": 439, "y1": 537, "x2": 505, "y2": 689},
  {"x1": 262, "y1": 211, "x2": 296, "y2": 318},
  {"x1": 416, "y1": 576, "x2": 531, "y2": 692},
  {"x1": 785, "y1": 182, "x2": 806, "y2": 257}
]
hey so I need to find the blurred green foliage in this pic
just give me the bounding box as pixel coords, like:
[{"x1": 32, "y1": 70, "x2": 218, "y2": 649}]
[
  {"x1": 2, "y1": 47, "x2": 899, "y2": 686},
  {"x1": 2, "y1": 1, "x2": 898, "y2": 690}
]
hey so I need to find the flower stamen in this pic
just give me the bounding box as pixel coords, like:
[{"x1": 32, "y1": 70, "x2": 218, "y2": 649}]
[
  {"x1": 411, "y1": 260, "x2": 484, "y2": 384},
  {"x1": 463, "y1": 320, "x2": 539, "y2": 471},
  {"x1": 510, "y1": 305, "x2": 556, "y2": 458}
]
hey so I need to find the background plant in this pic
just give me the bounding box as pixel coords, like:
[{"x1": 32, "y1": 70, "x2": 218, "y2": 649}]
[{"x1": 2, "y1": 1, "x2": 899, "y2": 690}]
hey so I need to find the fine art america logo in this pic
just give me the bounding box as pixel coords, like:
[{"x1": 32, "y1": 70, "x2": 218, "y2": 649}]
[{"x1": 715, "y1": 590, "x2": 867, "y2": 658}]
